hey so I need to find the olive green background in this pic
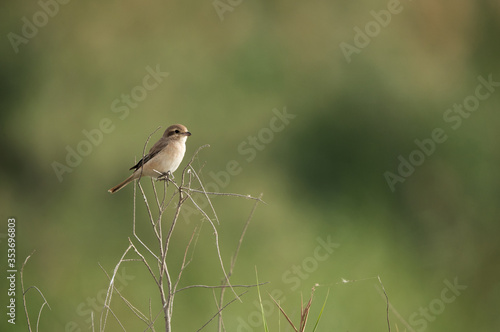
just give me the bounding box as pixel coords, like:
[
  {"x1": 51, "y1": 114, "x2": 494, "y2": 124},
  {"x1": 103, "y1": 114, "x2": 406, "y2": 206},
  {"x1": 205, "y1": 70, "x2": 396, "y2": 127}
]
[{"x1": 1, "y1": 0, "x2": 499, "y2": 331}]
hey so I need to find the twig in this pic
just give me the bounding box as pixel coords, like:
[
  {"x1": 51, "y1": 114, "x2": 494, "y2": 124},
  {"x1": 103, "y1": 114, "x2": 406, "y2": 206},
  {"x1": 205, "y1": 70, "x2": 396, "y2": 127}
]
[
  {"x1": 100, "y1": 244, "x2": 133, "y2": 331},
  {"x1": 188, "y1": 189, "x2": 266, "y2": 203},
  {"x1": 184, "y1": 190, "x2": 239, "y2": 301},
  {"x1": 196, "y1": 291, "x2": 249, "y2": 332},
  {"x1": 138, "y1": 181, "x2": 162, "y2": 242},
  {"x1": 102, "y1": 304, "x2": 127, "y2": 331},
  {"x1": 169, "y1": 225, "x2": 201, "y2": 319},
  {"x1": 128, "y1": 239, "x2": 160, "y2": 287},
  {"x1": 172, "y1": 226, "x2": 200, "y2": 294},
  {"x1": 175, "y1": 282, "x2": 269, "y2": 293},
  {"x1": 137, "y1": 126, "x2": 162, "y2": 182},
  {"x1": 181, "y1": 144, "x2": 210, "y2": 183},
  {"x1": 133, "y1": 180, "x2": 160, "y2": 262},
  {"x1": 98, "y1": 262, "x2": 150, "y2": 325},
  {"x1": 218, "y1": 194, "x2": 263, "y2": 330},
  {"x1": 231, "y1": 194, "x2": 262, "y2": 275},
  {"x1": 187, "y1": 165, "x2": 220, "y2": 225}
]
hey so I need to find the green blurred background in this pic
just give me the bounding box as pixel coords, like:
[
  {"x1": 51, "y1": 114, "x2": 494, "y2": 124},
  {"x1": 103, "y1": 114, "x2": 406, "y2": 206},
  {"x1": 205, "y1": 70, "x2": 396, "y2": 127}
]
[{"x1": 2, "y1": 0, "x2": 500, "y2": 331}]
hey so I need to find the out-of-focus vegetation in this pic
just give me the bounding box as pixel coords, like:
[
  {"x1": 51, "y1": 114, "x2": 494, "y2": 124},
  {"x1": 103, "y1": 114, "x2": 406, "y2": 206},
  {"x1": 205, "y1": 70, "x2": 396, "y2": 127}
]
[{"x1": 1, "y1": 0, "x2": 499, "y2": 331}]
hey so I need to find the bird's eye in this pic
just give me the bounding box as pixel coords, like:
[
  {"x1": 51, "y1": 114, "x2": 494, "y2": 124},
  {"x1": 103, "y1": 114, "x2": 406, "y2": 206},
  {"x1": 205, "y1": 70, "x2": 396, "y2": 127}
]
[{"x1": 174, "y1": 129, "x2": 180, "y2": 134}]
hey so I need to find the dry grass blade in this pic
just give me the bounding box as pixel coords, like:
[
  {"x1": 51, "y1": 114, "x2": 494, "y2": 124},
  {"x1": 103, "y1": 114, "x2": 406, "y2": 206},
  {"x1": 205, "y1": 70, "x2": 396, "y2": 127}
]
[
  {"x1": 299, "y1": 287, "x2": 315, "y2": 332},
  {"x1": 21, "y1": 252, "x2": 51, "y2": 332},
  {"x1": 268, "y1": 286, "x2": 317, "y2": 332},
  {"x1": 269, "y1": 292, "x2": 298, "y2": 332},
  {"x1": 378, "y1": 276, "x2": 391, "y2": 332}
]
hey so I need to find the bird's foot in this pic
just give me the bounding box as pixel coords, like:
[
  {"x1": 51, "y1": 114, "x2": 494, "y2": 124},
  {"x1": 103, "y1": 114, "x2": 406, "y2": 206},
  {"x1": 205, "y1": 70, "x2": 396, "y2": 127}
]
[{"x1": 157, "y1": 171, "x2": 174, "y2": 182}]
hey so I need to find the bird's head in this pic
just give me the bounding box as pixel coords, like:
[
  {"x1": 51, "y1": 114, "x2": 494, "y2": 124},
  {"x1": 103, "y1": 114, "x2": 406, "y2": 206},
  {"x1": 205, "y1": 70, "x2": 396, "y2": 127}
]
[{"x1": 164, "y1": 124, "x2": 191, "y2": 141}]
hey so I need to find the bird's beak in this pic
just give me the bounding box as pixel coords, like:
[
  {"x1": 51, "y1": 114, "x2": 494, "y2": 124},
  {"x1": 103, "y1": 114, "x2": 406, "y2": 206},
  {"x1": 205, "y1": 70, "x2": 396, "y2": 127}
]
[{"x1": 184, "y1": 131, "x2": 192, "y2": 136}]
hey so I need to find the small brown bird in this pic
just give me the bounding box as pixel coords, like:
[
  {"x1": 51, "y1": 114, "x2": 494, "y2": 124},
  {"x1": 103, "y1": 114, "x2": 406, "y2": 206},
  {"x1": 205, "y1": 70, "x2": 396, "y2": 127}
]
[{"x1": 108, "y1": 124, "x2": 191, "y2": 194}]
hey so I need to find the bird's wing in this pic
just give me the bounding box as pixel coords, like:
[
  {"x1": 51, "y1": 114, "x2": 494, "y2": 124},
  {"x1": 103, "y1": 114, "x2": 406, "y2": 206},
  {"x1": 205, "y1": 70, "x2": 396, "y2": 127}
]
[{"x1": 129, "y1": 138, "x2": 169, "y2": 171}]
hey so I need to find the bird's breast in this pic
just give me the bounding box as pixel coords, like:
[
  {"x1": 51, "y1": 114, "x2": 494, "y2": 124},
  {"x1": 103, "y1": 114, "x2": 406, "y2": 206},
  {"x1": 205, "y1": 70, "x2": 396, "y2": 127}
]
[{"x1": 157, "y1": 141, "x2": 186, "y2": 174}]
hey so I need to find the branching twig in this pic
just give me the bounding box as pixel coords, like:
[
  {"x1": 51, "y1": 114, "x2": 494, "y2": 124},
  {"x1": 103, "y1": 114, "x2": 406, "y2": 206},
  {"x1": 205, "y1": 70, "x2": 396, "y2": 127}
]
[{"x1": 101, "y1": 141, "x2": 262, "y2": 332}]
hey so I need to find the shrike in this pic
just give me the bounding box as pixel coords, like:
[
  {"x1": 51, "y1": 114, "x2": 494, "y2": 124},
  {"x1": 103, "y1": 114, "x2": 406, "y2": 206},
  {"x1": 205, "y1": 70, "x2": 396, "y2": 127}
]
[{"x1": 108, "y1": 124, "x2": 191, "y2": 194}]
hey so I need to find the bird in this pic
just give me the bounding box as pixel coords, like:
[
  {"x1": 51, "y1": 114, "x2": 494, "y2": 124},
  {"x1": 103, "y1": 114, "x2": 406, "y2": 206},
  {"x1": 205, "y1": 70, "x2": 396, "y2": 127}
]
[{"x1": 108, "y1": 124, "x2": 191, "y2": 194}]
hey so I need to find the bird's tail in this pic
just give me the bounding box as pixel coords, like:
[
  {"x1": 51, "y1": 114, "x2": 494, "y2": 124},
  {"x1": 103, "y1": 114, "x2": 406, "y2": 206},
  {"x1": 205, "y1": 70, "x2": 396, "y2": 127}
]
[{"x1": 108, "y1": 173, "x2": 137, "y2": 194}]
